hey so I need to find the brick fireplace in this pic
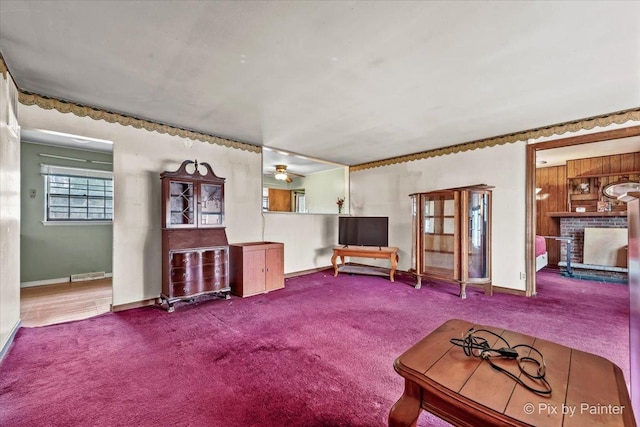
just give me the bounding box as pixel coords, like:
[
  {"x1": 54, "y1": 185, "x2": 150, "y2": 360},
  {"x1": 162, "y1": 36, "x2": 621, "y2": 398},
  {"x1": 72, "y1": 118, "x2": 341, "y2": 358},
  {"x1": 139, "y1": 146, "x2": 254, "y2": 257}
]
[{"x1": 558, "y1": 215, "x2": 628, "y2": 281}]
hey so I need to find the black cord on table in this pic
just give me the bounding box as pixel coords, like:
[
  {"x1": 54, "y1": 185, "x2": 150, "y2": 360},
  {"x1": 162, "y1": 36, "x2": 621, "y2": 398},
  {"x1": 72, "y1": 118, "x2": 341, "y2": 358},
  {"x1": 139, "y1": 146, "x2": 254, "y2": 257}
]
[{"x1": 449, "y1": 328, "x2": 552, "y2": 397}]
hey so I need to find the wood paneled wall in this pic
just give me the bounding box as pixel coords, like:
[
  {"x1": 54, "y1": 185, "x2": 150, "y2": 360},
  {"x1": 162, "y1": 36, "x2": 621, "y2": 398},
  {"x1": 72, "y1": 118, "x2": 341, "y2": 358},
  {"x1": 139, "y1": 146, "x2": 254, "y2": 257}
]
[
  {"x1": 567, "y1": 152, "x2": 640, "y2": 177},
  {"x1": 536, "y1": 151, "x2": 640, "y2": 266},
  {"x1": 536, "y1": 165, "x2": 567, "y2": 266}
]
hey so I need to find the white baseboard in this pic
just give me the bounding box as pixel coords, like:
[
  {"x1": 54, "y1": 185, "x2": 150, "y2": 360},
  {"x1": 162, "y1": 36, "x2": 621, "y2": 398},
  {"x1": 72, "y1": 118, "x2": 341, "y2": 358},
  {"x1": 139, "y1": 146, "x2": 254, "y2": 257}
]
[
  {"x1": 21, "y1": 272, "x2": 112, "y2": 288},
  {"x1": 0, "y1": 319, "x2": 21, "y2": 362}
]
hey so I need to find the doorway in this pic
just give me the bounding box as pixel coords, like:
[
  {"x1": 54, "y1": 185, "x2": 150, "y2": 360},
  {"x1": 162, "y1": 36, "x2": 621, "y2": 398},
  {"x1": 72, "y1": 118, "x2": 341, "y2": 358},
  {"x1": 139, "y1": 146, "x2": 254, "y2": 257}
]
[
  {"x1": 526, "y1": 126, "x2": 640, "y2": 296},
  {"x1": 19, "y1": 129, "x2": 114, "y2": 326}
]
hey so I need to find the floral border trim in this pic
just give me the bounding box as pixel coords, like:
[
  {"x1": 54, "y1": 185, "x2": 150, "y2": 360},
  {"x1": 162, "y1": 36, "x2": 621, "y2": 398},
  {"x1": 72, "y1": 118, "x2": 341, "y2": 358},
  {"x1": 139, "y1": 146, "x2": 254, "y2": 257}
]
[
  {"x1": 19, "y1": 92, "x2": 261, "y2": 153},
  {"x1": 3, "y1": 53, "x2": 639, "y2": 162},
  {"x1": 350, "y1": 108, "x2": 640, "y2": 172},
  {"x1": 0, "y1": 53, "x2": 8, "y2": 79}
]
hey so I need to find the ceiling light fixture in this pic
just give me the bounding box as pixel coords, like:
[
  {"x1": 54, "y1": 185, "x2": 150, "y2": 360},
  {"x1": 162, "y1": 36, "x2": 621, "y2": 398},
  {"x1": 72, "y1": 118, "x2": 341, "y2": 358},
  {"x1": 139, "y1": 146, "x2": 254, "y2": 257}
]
[{"x1": 274, "y1": 165, "x2": 288, "y2": 180}]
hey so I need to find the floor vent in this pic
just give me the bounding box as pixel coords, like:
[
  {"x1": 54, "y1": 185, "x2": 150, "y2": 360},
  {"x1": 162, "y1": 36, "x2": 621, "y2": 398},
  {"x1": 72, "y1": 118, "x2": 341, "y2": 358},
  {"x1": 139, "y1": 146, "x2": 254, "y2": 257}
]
[{"x1": 70, "y1": 271, "x2": 106, "y2": 282}]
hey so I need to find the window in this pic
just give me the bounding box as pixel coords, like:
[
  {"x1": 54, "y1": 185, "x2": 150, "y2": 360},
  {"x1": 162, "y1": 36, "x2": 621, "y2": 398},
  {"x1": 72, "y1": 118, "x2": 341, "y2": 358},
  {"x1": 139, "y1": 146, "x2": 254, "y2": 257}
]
[{"x1": 41, "y1": 164, "x2": 113, "y2": 222}]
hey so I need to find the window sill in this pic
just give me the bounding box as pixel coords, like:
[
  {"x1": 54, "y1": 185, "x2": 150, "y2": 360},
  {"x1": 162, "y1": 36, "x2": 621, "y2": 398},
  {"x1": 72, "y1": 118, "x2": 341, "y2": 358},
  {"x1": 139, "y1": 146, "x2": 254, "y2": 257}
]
[{"x1": 42, "y1": 221, "x2": 113, "y2": 226}]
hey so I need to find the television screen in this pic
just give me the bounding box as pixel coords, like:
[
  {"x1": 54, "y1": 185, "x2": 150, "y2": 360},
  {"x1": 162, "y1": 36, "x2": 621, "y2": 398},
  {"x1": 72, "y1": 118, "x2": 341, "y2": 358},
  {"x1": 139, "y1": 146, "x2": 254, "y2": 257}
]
[{"x1": 338, "y1": 216, "x2": 388, "y2": 247}]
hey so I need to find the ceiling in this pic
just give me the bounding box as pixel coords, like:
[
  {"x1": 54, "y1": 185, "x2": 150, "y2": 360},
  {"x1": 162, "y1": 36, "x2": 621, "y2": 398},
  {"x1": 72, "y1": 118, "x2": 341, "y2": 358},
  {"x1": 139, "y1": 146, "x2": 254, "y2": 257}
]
[
  {"x1": 262, "y1": 147, "x2": 343, "y2": 177},
  {"x1": 1, "y1": 1, "x2": 638, "y2": 166},
  {"x1": 536, "y1": 136, "x2": 640, "y2": 168},
  {"x1": 21, "y1": 128, "x2": 114, "y2": 153}
]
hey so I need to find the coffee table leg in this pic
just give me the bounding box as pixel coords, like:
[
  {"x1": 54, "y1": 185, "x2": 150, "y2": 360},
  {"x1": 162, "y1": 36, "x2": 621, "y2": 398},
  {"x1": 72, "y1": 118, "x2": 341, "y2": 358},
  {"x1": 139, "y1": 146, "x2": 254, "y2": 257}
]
[
  {"x1": 390, "y1": 253, "x2": 398, "y2": 282},
  {"x1": 389, "y1": 379, "x2": 422, "y2": 427}
]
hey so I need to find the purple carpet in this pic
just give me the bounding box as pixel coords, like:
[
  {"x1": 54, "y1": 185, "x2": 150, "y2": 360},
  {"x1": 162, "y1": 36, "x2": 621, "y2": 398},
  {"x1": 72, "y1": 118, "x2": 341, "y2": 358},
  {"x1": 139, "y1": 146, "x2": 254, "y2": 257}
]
[{"x1": 0, "y1": 268, "x2": 630, "y2": 426}]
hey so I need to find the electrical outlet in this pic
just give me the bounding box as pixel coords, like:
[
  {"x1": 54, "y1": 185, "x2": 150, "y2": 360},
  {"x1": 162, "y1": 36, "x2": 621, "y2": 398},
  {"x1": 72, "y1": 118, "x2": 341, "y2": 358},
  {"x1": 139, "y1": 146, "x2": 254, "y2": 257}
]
[
  {"x1": 29, "y1": 189, "x2": 37, "y2": 198},
  {"x1": 520, "y1": 272, "x2": 526, "y2": 280}
]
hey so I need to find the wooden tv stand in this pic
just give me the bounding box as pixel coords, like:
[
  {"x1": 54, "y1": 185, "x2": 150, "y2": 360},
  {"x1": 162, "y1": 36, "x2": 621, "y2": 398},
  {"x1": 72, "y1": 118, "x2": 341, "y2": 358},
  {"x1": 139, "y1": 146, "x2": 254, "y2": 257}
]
[{"x1": 331, "y1": 245, "x2": 399, "y2": 282}]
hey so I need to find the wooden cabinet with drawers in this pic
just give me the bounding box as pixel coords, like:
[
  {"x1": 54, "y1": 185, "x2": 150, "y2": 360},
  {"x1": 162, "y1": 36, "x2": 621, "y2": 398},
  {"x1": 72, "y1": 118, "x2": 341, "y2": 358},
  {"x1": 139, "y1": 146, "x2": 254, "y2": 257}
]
[
  {"x1": 229, "y1": 242, "x2": 284, "y2": 297},
  {"x1": 160, "y1": 160, "x2": 230, "y2": 312}
]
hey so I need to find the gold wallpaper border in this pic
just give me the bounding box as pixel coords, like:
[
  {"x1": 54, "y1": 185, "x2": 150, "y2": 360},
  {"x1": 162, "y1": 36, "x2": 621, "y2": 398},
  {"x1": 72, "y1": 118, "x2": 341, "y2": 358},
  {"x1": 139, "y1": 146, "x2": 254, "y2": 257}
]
[
  {"x1": 19, "y1": 92, "x2": 260, "y2": 153},
  {"x1": 3, "y1": 52, "x2": 638, "y2": 162},
  {"x1": 0, "y1": 55, "x2": 7, "y2": 79},
  {"x1": 350, "y1": 108, "x2": 640, "y2": 172},
  {"x1": 1, "y1": 49, "x2": 258, "y2": 152}
]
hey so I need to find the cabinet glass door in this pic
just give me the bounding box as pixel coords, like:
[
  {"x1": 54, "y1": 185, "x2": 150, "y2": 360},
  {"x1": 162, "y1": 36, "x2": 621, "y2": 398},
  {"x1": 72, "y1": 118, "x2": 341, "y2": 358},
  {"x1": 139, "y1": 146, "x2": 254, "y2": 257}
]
[
  {"x1": 422, "y1": 193, "x2": 457, "y2": 278},
  {"x1": 169, "y1": 181, "x2": 194, "y2": 225},
  {"x1": 467, "y1": 191, "x2": 490, "y2": 279},
  {"x1": 199, "y1": 183, "x2": 224, "y2": 226}
]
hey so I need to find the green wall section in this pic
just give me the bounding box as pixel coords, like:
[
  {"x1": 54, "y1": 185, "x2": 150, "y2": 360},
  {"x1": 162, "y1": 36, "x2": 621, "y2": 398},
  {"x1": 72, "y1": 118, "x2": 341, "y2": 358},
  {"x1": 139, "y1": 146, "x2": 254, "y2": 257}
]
[{"x1": 20, "y1": 142, "x2": 113, "y2": 284}]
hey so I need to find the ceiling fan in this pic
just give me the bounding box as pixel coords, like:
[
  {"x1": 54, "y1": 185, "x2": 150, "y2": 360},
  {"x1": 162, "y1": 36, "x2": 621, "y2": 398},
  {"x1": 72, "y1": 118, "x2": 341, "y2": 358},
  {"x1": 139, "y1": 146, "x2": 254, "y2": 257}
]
[{"x1": 268, "y1": 164, "x2": 304, "y2": 183}]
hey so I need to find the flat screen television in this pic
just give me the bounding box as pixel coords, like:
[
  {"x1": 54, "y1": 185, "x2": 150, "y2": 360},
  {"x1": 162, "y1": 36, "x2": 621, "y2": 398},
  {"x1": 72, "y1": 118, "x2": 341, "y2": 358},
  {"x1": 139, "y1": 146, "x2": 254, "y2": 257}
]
[{"x1": 338, "y1": 216, "x2": 388, "y2": 247}]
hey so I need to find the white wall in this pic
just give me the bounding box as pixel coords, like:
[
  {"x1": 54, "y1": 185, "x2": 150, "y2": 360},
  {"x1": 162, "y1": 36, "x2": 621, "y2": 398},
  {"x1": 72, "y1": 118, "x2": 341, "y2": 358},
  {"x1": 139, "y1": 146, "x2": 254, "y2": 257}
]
[
  {"x1": 350, "y1": 142, "x2": 527, "y2": 291},
  {"x1": 18, "y1": 104, "x2": 263, "y2": 306},
  {"x1": 0, "y1": 70, "x2": 21, "y2": 355},
  {"x1": 304, "y1": 167, "x2": 349, "y2": 214},
  {"x1": 263, "y1": 213, "x2": 338, "y2": 273}
]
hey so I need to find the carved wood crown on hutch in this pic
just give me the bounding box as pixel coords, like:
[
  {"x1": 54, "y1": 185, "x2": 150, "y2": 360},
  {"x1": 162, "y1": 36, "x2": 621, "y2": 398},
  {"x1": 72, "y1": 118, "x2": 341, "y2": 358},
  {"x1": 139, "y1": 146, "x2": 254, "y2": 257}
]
[{"x1": 159, "y1": 159, "x2": 225, "y2": 183}]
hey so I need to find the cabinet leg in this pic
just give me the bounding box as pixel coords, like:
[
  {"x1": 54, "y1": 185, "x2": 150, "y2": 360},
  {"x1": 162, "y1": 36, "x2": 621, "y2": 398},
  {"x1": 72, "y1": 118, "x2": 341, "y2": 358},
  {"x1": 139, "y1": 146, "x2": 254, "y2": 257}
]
[
  {"x1": 414, "y1": 275, "x2": 422, "y2": 290},
  {"x1": 160, "y1": 296, "x2": 174, "y2": 313},
  {"x1": 459, "y1": 283, "x2": 467, "y2": 299}
]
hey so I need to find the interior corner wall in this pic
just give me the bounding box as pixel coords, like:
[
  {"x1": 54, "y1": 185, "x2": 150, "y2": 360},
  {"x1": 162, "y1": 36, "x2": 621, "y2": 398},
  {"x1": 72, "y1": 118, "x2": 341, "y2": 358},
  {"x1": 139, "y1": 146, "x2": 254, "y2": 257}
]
[
  {"x1": 20, "y1": 143, "x2": 113, "y2": 284},
  {"x1": 18, "y1": 104, "x2": 263, "y2": 307},
  {"x1": 349, "y1": 141, "x2": 527, "y2": 291},
  {"x1": 0, "y1": 71, "x2": 21, "y2": 355}
]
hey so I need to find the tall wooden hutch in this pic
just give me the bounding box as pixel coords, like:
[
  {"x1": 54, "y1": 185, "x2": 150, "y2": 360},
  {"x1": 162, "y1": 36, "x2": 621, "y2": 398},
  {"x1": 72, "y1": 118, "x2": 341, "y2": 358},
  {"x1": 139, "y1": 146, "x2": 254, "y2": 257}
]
[
  {"x1": 410, "y1": 185, "x2": 493, "y2": 298},
  {"x1": 160, "y1": 160, "x2": 230, "y2": 312}
]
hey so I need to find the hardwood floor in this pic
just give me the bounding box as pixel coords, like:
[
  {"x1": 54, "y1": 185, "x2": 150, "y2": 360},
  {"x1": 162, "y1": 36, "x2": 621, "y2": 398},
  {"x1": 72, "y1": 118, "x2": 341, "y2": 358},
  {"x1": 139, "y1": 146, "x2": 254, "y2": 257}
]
[{"x1": 20, "y1": 278, "x2": 112, "y2": 327}]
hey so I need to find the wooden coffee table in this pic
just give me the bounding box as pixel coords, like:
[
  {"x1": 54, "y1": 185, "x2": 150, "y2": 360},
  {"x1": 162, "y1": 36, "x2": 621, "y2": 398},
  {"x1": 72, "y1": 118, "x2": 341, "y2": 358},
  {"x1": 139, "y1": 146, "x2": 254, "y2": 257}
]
[{"x1": 389, "y1": 319, "x2": 636, "y2": 427}]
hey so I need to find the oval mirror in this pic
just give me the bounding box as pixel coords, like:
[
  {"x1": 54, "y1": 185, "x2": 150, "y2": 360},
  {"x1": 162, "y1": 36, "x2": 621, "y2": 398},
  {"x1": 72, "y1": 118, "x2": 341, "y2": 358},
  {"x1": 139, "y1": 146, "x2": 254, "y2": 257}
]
[{"x1": 602, "y1": 181, "x2": 640, "y2": 199}]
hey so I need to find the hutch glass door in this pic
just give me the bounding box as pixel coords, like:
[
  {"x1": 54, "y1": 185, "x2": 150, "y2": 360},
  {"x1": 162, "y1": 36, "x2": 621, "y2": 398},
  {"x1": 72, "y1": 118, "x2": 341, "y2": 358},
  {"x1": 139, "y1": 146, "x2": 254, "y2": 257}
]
[
  {"x1": 169, "y1": 180, "x2": 194, "y2": 226},
  {"x1": 199, "y1": 183, "x2": 224, "y2": 226},
  {"x1": 466, "y1": 190, "x2": 490, "y2": 280},
  {"x1": 422, "y1": 192, "x2": 458, "y2": 278}
]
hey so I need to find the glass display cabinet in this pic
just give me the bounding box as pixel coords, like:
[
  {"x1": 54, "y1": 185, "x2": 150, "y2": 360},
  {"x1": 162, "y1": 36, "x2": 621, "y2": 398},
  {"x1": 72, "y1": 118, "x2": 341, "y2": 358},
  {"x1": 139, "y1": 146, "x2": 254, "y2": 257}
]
[
  {"x1": 160, "y1": 160, "x2": 230, "y2": 312},
  {"x1": 410, "y1": 185, "x2": 493, "y2": 298}
]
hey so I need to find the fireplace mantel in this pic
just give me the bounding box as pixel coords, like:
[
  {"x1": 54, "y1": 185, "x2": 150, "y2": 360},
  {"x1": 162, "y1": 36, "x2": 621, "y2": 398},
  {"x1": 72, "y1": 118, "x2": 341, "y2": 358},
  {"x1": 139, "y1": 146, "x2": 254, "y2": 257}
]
[{"x1": 548, "y1": 211, "x2": 626, "y2": 218}]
